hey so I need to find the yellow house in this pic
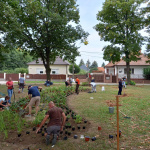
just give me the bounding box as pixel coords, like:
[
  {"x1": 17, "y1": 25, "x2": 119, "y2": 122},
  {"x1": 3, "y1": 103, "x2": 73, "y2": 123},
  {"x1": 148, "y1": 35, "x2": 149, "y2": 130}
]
[{"x1": 27, "y1": 57, "x2": 70, "y2": 75}]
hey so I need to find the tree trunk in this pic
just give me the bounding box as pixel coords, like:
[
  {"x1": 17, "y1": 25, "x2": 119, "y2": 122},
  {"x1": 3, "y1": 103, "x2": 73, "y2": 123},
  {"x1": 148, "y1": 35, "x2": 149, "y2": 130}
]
[
  {"x1": 126, "y1": 61, "x2": 130, "y2": 84},
  {"x1": 73, "y1": 62, "x2": 74, "y2": 80},
  {"x1": 46, "y1": 65, "x2": 51, "y2": 81}
]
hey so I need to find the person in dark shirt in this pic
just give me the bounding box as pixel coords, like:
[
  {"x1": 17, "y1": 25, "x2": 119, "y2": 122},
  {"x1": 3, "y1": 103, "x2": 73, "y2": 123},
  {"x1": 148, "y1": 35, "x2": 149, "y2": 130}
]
[
  {"x1": 118, "y1": 79, "x2": 122, "y2": 95},
  {"x1": 36, "y1": 101, "x2": 66, "y2": 147},
  {"x1": 25, "y1": 85, "x2": 42, "y2": 117}
]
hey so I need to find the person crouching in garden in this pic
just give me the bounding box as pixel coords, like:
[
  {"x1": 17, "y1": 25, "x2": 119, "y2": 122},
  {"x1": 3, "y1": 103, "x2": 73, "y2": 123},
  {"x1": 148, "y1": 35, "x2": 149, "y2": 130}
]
[
  {"x1": 0, "y1": 96, "x2": 10, "y2": 110},
  {"x1": 118, "y1": 79, "x2": 122, "y2": 95},
  {"x1": 36, "y1": 101, "x2": 66, "y2": 148},
  {"x1": 25, "y1": 85, "x2": 42, "y2": 117}
]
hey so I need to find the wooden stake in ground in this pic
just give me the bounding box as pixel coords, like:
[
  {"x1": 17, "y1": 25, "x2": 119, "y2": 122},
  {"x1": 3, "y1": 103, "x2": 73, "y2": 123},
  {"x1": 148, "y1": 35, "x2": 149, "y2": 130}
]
[{"x1": 116, "y1": 96, "x2": 119, "y2": 150}]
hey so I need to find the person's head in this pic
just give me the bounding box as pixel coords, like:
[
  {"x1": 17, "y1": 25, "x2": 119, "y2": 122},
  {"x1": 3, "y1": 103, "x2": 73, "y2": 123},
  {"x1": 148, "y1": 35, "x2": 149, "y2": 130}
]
[
  {"x1": 28, "y1": 85, "x2": 32, "y2": 90},
  {"x1": 8, "y1": 77, "x2": 12, "y2": 81},
  {"x1": 76, "y1": 77, "x2": 78, "y2": 79},
  {"x1": 21, "y1": 74, "x2": 24, "y2": 77},
  {"x1": 48, "y1": 101, "x2": 55, "y2": 108},
  {"x1": 92, "y1": 77, "x2": 94, "y2": 79},
  {"x1": 5, "y1": 96, "x2": 10, "y2": 101}
]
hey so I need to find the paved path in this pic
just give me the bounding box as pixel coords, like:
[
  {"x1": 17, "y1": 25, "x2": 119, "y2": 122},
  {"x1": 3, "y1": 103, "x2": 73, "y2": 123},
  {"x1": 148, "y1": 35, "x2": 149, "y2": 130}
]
[{"x1": 0, "y1": 80, "x2": 149, "y2": 86}]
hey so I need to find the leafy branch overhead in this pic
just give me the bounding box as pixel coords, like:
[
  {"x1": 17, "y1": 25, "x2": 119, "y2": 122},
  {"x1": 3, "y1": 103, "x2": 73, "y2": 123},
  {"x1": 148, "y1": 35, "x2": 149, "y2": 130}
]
[{"x1": 0, "y1": 0, "x2": 89, "y2": 80}]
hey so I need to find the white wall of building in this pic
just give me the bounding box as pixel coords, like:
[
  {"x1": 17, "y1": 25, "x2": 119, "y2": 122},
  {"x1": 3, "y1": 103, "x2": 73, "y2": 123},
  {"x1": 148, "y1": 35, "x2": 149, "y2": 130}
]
[
  {"x1": 28, "y1": 64, "x2": 70, "y2": 74},
  {"x1": 117, "y1": 66, "x2": 147, "y2": 79}
]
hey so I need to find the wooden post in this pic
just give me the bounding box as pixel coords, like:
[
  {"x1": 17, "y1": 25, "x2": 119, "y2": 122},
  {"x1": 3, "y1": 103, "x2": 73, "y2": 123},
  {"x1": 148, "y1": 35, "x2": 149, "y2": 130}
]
[{"x1": 116, "y1": 96, "x2": 119, "y2": 150}]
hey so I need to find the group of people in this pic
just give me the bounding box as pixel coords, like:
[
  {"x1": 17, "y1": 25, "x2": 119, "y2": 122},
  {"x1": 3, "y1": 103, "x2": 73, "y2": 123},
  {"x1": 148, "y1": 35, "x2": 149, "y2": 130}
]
[{"x1": 0, "y1": 75, "x2": 97, "y2": 147}]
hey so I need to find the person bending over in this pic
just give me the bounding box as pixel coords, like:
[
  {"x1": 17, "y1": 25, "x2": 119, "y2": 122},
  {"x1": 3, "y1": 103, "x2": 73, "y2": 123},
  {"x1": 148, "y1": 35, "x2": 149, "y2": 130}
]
[
  {"x1": 0, "y1": 96, "x2": 10, "y2": 109},
  {"x1": 36, "y1": 101, "x2": 66, "y2": 148},
  {"x1": 25, "y1": 85, "x2": 42, "y2": 117}
]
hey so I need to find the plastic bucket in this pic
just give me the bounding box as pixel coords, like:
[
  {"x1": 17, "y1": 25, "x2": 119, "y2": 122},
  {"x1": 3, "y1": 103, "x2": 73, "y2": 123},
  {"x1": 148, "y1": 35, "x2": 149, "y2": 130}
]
[
  {"x1": 109, "y1": 107, "x2": 114, "y2": 113},
  {"x1": 85, "y1": 136, "x2": 90, "y2": 142}
]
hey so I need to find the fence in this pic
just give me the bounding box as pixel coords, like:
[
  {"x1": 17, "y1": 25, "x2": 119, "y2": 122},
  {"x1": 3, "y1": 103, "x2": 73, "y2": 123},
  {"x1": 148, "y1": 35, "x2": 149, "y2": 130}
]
[
  {"x1": 0, "y1": 73, "x2": 4, "y2": 78},
  {"x1": 6, "y1": 74, "x2": 19, "y2": 81},
  {"x1": 26, "y1": 74, "x2": 66, "y2": 80}
]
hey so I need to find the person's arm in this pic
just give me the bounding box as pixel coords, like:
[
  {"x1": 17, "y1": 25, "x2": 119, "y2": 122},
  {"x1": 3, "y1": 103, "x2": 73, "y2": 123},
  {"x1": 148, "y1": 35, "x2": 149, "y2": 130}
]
[
  {"x1": 6, "y1": 83, "x2": 11, "y2": 87},
  {"x1": 0, "y1": 101, "x2": 7, "y2": 107},
  {"x1": 60, "y1": 112, "x2": 66, "y2": 131},
  {"x1": 36, "y1": 115, "x2": 49, "y2": 133}
]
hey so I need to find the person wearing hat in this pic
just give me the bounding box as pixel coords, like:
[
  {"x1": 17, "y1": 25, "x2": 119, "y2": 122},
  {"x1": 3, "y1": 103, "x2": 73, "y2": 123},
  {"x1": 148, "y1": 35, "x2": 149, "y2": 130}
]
[{"x1": 25, "y1": 85, "x2": 42, "y2": 117}]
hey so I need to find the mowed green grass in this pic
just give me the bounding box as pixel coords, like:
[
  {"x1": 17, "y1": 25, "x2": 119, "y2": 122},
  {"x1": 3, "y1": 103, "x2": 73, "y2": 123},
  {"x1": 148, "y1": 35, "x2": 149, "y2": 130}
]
[
  {"x1": 0, "y1": 84, "x2": 150, "y2": 150},
  {"x1": 67, "y1": 85, "x2": 150, "y2": 150}
]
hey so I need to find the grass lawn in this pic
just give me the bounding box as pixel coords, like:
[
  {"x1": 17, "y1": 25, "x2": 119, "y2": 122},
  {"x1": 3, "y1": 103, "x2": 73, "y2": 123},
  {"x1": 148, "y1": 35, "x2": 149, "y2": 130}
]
[{"x1": 0, "y1": 84, "x2": 150, "y2": 150}]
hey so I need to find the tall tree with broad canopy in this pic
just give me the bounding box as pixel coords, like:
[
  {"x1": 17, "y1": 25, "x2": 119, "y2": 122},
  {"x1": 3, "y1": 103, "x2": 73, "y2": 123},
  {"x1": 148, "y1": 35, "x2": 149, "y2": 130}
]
[
  {"x1": 0, "y1": 0, "x2": 89, "y2": 80},
  {"x1": 143, "y1": 1, "x2": 150, "y2": 58},
  {"x1": 95, "y1": 0, "x2": 146, "y2": 83},
  {"x1": 79, "y1": 59, "x2": 85, "y2": 67}
]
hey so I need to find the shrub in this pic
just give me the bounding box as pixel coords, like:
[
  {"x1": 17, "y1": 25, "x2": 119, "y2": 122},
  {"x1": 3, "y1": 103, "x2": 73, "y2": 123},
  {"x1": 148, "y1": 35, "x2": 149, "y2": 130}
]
[
  {"x1": 143, "y1": 67, "x2": 150, "y2": 80},
  {"x1": 125, "y1": 80, "x2": 136, "y2": 85},
  {"x1": 82, "y1": 82, "x2": 89, "y2": 86},
  {"x1": 14, "y1": 68, "x2": 28, "y2": 74}
]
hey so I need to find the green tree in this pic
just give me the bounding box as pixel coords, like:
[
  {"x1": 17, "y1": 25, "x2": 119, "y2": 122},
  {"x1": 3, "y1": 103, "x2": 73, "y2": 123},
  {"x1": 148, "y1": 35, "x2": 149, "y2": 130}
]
[
  {"x1": 144, "y1": 1, "x2": 150, "y2": 57},
  {"x1": 0, "y1": 0, "x2": 88, "y2": 80},
  {"x1": 0, "y1": 49, "x2": 32, "y2": 70},
  {"x1": 86, "y1": 59, "x2": 91, "y2": 69},
  {"x1": 69, "y1": 64, "x2": 80, "y2": 74},
  {"x1": 79, "y1": 59, "x2": 85, "y2": 67},
  {"x1": 95, "y1": 0, "x2": 146, "y2": 84},
  {"x1": 101, "y1": 62, "x2": 105, "y2": 67},
  {"x1": 90, "y1": 61, "x2": 98, "y2": 69}
]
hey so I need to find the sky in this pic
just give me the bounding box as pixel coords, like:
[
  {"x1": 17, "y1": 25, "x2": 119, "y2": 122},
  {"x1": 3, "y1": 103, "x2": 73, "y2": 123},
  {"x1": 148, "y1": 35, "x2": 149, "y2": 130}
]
[{"x1": 75, "y1": 0, "x2": 148, "y2": 67}]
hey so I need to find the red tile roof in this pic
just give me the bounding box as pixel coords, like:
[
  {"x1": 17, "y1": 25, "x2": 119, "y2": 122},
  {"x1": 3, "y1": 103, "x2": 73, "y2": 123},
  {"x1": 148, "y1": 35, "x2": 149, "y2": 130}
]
[
  {"x1": 105, "y1": 53, "x2": 150, "y2": 67},
  {"x1": 97, "y1": 67, "x2": 105, "y2": 72}
]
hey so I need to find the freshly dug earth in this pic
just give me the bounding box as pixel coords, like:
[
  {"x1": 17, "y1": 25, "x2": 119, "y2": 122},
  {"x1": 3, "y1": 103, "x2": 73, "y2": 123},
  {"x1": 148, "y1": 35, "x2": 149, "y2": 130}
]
[{"x1": 0, "y1": 95, "x2": 91, "y2": 150}]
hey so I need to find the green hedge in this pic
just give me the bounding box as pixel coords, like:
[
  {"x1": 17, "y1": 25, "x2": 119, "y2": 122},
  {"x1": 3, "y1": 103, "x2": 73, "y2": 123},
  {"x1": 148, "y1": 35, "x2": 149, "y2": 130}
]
[{"x1": 125, "y1": 80, "x2": 136, "y2": 85}]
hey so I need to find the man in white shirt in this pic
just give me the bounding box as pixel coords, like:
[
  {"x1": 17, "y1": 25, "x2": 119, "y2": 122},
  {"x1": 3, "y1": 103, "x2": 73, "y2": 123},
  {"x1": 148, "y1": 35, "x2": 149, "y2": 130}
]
[{"x1": 90, "y1": 82, "x2": 96, "y2": 93}]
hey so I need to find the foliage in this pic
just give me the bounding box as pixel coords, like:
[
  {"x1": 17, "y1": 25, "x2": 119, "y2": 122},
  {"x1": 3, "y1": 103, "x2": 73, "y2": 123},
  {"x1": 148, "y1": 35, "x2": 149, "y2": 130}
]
[
  {"x1": 95, "y1": 0, "x2": 146, "y2": 84},
  {"x1": 82, "y1": 82, "x2": 89, "y2": 86},
  {"x1": 0, "y1": 110, "x2": 25, "y2": 139},
  {"x1": 69, "y1": 64, "x2": 80, "y2": 74},
  {"x1": 125, "y1": 80, "x2": 136, "y2": 85},
  {"x1": 75, "y1": 114, "x2": 82, "y2": 123},
  {"x1": 14, "y1": 68, "x2": 28, "y2": 74},
  {"x1": 101, "y1": 62, "x2": 105, "y2": 67},
  {"x1": 90, "y1": 67, "x2": 98, "y2": 73},
  {"x1": 86, "y1": 59, "x2": 91, "y2": 68},
  {"x1": 143, "y1": 67, "x2": 150, "y2": 80},
  {"x1": 89, "y1": 61, "x2": 98, "y2": 72},
  {"x1": 79, "y1": 59, "x2": 85, "y2": 67},
  {"x1": 77, "y1": 69, "x2": 87, "y2": 75},
  {"x1": 33, "y1": 110, "x2": 47, "y2": 126},
  {"x1": 0, "y1": 0, "x2": 89, "y2": 80},
  {"x1": 143, "y1": 1, "x2": 150, "y2": 58},
  {"x1": 0, "y1": 49, "x2": 32, "y2": 70}
]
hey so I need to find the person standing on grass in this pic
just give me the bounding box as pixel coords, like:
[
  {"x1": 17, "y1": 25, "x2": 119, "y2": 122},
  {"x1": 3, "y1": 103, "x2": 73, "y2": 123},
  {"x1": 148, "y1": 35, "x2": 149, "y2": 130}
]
[
  {"x1": 118, "y1": 79, "x2": 122, "y2": 95},
  {"x1": 25, "y1": 85, "x2": 42, "y2": 117},
  {"x1": 6, "y1": 77, "x2": 13, "y2": 103},
  {"x1": 18, "y1": 74, "x2": 25, "y2": 93},
  {"x1": 75, "y1": 77, "x2": 80, "y2": 94},
  {"x1": 36, "y1": 101, "x2": 66, "y2": 148}
]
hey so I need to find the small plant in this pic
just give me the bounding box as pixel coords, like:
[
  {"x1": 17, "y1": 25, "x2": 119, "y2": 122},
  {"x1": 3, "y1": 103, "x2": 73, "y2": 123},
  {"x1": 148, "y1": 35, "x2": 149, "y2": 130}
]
[{"x1": 75, "y1": 115, "x2": 82, "y2": 124}]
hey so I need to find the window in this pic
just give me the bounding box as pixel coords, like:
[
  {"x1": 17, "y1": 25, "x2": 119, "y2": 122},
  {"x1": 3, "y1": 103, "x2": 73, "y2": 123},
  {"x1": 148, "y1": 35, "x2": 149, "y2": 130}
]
[
  {"x1": 36, "y1": 68, "x2": 44, "y2": 74},
  {"x1": 124, "y1": 68, "x2": 134, "y2": 74},
  {"x1": 51, "y1": 69, "x2": 59, "y2": 74}
]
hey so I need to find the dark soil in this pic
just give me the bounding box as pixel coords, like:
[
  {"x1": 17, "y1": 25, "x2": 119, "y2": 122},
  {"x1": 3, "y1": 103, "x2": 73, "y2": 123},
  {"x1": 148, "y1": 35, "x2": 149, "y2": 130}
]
[{"x1": 0, "y1": 94, "x2": 91, "y2": 150}]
